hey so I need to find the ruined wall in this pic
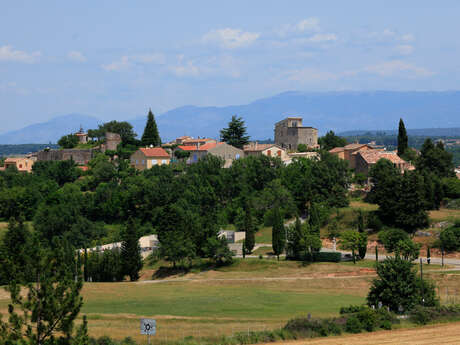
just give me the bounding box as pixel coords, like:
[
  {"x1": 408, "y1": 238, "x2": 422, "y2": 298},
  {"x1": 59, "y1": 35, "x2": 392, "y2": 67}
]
[{"x1": 37, "y1": 149, "x2": 93, "y2": 165}]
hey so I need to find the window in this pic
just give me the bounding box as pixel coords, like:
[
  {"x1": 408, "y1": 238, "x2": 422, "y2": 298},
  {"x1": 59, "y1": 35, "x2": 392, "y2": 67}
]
[
  {"x1": 136, "y1": 160, "x2": 138, "y2": 164},
  {"x1": 292, "y1": 121, "x2": 297, "y2": 127},
  {"x1": 152, "y1": 159, "x2": 158, "y2": 165},
  {"x1": 235, "y1": 154, "x2": 240, "y2": 159},
  {"x1": 267, "y1": 150, "x2": 271, "y2": 156},
  {"x1": 142, "y1": 160, "x2": 145, "y2": 164},
  {"x1": 193, "y1": 154, "x2": 198, "y2": 162},
  {"x1": 277, "y1": 150, "x2": 281, "y2": 157},
  {"x1": 19, "y1": 164, "x2": 22, "y2": 168},
  {"x1": 161, "y1": 159, "x2": 167, "y2": 164}
]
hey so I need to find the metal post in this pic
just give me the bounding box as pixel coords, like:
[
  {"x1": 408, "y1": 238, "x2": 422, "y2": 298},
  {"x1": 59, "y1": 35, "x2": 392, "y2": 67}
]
[
  {"x1": 147, "y1": 334, "x2": 150, "y2": 345},
  {"x1": 420, "y1": 258, "x2": 424, "y2": 305},
  {"x1": 442, "y1": 247, "x2": 444, "y2": 267}
]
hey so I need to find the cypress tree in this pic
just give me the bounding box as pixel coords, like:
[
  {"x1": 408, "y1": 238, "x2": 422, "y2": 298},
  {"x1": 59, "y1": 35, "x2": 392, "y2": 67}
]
[
  {"x1": 272, "y1": 206, "x2": 286, "y2": 260},
  {"x1": 397, "y1": 118, "x2": 408, "y2": 157},
  {"x1": 141, "y1": 108, "x2": 161, "y2": 147},
  {"x1": 243, "y1": 207, "x2": 256, "y2": 254},
  {"x1": 121, "y1": 219, "x2": 143, "y2": 281}
]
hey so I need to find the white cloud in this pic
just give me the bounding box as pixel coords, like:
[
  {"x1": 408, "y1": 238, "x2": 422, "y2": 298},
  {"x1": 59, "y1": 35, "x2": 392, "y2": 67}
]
[
  {"x1": 102, "y1": 56, "x2": 130, "y2": 71},
  {"x1": 296, "y1": 18, "x2": 320, "y2": 32},
  {"x1": 68, "y1": 51, "x2": 87, "y2": 62},
  {"x1": 394, "y1": 44, "x2": 414, "y2": 56},
  {"x1": 102, "y1": 53, "x2": 165, "y2": 71},
  {"x1": 363, "y1": 60, "x2": 434, "y2": 77},
  {"x1": 308, "y1": 33, "x2": 337, "y2": 43},
  {"x1": 400, "y1": 33, "x2": 415, "y2": 42},
  {"x1": 169, "y1": 55, "x2": 241, "y2": 79},
  {"x1": 202, "y1": 28, "x2": 260, "y2": 49},
  {"x1": 277, "y1": 17, "x2": 321, "y2": 37},
  {"x1": 0, "y1": 45, "x2": 41, "y2": 63}
]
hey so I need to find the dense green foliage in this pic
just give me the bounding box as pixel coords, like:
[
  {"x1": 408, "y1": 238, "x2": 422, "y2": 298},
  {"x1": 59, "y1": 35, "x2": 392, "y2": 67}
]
[
  {"x1": 120, "y1": 220, "x2": 143, "y2": 281},
  {"x1": 318, "y1": 130, "x2": 347, "y2": 151},
  {"x1": 220, "y1": 115, "x2": 250, "y2": 149},
  {"x1": 140, "y1": 109, "x2": 161, "y2": 147},
  {"x1": 0, "y1": 147, "x2": 351, "y2": 267},
  {"x1": 437, "y1": 223, "x2": 460, "y2": 252},
  {"x1": 366, "y1": 159, "x2": 432, "y2": 233},
  {"x1": 416, "y1": 139, "x2": 455, "y2": 178},
  {"x1": 271, "y1": 206, "x2": 285, "y2": 260},
  {"x1": 58, "y1": 133, "x2": 79, "y2": 148},
  {"x1": 397, "y1": 118, "x2": 408, "y2": 157},
  {"x1": 0, "y1": 235, "x2": 88, "y2": 345},
  {"x1": 367, "y1": 257, "x2": 438, "y2": 312}
]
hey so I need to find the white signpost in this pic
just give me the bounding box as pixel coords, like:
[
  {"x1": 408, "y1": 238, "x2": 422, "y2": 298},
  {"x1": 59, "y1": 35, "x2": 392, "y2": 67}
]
[{"x1": 140, "y1": 318, "x2": 156, "y2": 344}]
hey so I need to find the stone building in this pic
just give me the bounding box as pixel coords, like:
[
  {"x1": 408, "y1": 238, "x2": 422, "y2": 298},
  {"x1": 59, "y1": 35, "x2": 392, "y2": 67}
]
[
  {"x1": 75, "y1": 127, "x2": 88, "y2": 144},
  {"x1": 101, "y1": 132, "x2": 122, "y2": 152},
  {"x1": 354, "y1": 150, "x2": 414, "y2": 175},
  {"x1": 130, "y1": 147, "x2": 170, "y2": 170},
  {"x1": 0, "y1": 156, "x2": 36, "y2": 173},
  {"x1": 274, "y1": 117, "x2": 318, "y2": 150},
  {"x1": 329, "y1": 143, "x2": 375, "y2": 169},
  {"x1": 243, "y1": 143, "x2": 289, "y2": 162},
  {"x1": 176, "y1": 142, "x2": 243, "y2": 168}
]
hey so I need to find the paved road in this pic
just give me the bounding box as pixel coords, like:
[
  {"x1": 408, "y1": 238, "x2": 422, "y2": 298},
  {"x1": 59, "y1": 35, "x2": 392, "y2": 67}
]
[{"x1": 237, "y1": 245, "x2": 460, "y2": 266}]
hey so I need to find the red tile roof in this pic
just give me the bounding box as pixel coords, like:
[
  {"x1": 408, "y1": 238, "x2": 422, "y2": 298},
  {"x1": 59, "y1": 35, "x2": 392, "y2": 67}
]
[
  {"x1": 197, "y1": 142, "x2": 222, "y2": 151},
  {"x1": 139, "y1": 147, "x2": 170, "y2": 158},
  {"x1": 177, "y1": 145, "x2": 198, "y2": 151},
  {"x1": 358, "y1": 151, "x2": 407, "y2": 165}
]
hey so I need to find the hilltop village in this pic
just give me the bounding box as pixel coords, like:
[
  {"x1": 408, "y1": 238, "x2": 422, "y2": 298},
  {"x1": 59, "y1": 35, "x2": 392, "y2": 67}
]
[{"x1": 1, "y1": 111, "x2": 460, "y2": 344}]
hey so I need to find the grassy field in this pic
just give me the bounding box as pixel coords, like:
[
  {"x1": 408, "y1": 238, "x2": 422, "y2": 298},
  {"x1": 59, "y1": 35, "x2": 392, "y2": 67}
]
[
  {"x1": 429, "y1": 208, "x2": 460, "y2": 223},
  {"x1": 0, "y1": 259, "x2": 374, "y2": 344}
]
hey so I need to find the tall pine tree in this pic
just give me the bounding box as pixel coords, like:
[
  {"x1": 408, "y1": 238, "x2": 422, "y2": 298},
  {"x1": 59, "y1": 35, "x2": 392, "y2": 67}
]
[
  {"x1": 271, "y1": 206, "x2": 286, "y2": 260},
  {"x1": 220, "y1": 115, "x2": 250, "y2": 149},
  {"x1": 141, "y1": 109, "x2": 161, "y2": 147},
  {"x1": 121, "y1": 219, "x2": 143, "y2": 281},
  {"x1": 397, "y1": 118, "x2": 408, "y2": 157}
]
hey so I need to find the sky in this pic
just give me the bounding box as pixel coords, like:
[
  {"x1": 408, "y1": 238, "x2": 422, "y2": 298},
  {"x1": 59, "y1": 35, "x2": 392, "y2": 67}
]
[{"x1": 1, "y1": 1, "x2": 460, "y2": 133}]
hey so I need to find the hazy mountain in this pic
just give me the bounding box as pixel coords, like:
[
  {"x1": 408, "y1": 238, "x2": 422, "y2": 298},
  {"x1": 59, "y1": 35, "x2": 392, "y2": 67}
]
[
  {"x1": 2, "y1": 91, "x2": 460, "y2": 144},
  {"x1": 339, "y1": 128, "x2": 460, "y2": 137},
  {"x1": 0, "y1": 114, "x2": 101, "y2": 144},
  {"x1": 138, "y1": 90, "x2": 460, "y2": 141}
]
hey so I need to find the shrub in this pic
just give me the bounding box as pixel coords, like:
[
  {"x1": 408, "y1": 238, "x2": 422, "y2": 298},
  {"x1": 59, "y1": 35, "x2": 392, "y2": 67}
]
[
  {"x1": 356, "y1": 308, "x2": 378, "y2": 331},
  {"x1": 378, "y1": 228, "x2": 409, "y2": 253},
  {"x1": 313, "y1": 252, "x2": 341, "y2": 262},
  {"x1": 340, "y1": 305, "x2": 367, "y2": 314},
  {"x1": 446, "y1": 198, "x2": 460, "y2": 210},
  {"x1": 345, "y1": 316, "x2": 362, "y2": 333},
  {"x1": 367, "y1": 212, "x2": 383, "y2": 231}
]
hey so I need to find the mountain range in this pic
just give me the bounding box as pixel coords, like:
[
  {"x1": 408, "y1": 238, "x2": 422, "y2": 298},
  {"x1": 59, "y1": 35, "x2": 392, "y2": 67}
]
[{"x1": 1, "y1": 91, "x2": 460, "y2": 144}]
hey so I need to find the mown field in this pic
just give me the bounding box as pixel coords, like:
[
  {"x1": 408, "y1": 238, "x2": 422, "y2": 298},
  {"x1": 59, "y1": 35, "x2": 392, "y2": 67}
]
[{"x1": 1, "y1": 258, "x2": 456, "y2": 344}]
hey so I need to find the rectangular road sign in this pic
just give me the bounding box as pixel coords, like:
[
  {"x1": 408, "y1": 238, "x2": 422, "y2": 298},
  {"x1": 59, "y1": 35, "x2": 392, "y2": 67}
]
[{"x1": 140, "y1": 319, "x2": 156, "y2": 335}]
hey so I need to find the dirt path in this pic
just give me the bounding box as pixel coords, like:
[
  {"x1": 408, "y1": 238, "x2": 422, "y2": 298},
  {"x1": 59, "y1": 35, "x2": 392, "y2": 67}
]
[{"x1": 259, "y1": 322, "x2": 460, "y2": 345}]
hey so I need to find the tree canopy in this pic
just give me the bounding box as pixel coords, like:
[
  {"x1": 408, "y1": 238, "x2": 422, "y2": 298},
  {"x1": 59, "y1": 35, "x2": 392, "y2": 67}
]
[
  {"x1": 318, "y1": 130, "x2": 347, "y2": 151},
  {"x1": 220, "y1": 115, "x2": 250, "y2": 149},
  {"x1": 141, "y1": 109, "x2": 161, "y2": 147}
]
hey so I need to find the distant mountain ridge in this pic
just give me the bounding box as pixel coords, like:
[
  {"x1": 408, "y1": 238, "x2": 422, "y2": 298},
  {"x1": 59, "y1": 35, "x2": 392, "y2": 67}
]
[
  {"x1": 339, "y1": 128, "x2": 460, "y2": 137},
  {"x1": 1, "y1": 91, "x2": 460, "y2": 144}
]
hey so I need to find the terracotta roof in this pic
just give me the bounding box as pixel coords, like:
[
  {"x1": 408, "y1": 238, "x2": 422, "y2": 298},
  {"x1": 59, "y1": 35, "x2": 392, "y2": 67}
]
[
  {"x1": 177, "y1": 145, "x2": 198, "y2": 151},
  {"x1": 329, "y1": 147, "x2": 345, "y2": 153},
  {"x1": 244, "y1": 143, "x2": 281, "y2": 152},
  {"x1": 197, "y1": 142, "x2": 221, "y2": 151},
  {"x1": 182, "y1": 138, "x2": 215, "y2": 144},
  {"x1": 139, "y1": 147, "x2": 170, "y2": 158},
  {"x1": 358, "y1": 151, "x2": 407, "y2": 165}
]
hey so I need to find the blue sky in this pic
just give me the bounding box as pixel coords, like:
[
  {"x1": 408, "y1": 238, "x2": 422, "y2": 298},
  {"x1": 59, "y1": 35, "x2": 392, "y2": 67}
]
[{"x1": 1, "y1": 1, "x2": 460, "y2": 132}]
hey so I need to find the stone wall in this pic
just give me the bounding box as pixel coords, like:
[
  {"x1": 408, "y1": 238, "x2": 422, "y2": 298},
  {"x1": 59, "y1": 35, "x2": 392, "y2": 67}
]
[
  {"x1": 274, "y1": 118, "x2": 318, "y2": 150},
  {"x1": 37, "y1": 149, "x2": 93, "y2": 165}
]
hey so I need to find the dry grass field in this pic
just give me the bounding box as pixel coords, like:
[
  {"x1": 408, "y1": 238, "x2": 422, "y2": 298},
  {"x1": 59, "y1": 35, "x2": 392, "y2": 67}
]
[{"x1": 259, "y1": 321, "x2": 460, "y2": 345}]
